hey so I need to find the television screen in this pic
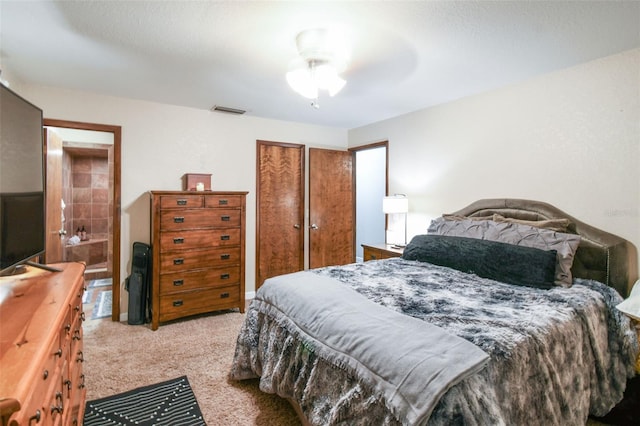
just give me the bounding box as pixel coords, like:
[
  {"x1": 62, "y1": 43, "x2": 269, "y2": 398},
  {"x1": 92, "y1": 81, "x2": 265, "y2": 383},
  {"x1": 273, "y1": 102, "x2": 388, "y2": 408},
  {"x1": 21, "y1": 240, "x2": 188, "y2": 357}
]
[{"x1": 0, "y1": 84, "x2": 45, "y2": 274}]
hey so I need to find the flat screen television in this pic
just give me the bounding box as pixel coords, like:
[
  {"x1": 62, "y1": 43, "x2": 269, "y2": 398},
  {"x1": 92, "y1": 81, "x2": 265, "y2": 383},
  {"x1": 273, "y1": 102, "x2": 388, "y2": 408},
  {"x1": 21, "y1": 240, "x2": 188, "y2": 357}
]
[{"x1": 0, "y1": 84, "x2": 46, "y2": 275}]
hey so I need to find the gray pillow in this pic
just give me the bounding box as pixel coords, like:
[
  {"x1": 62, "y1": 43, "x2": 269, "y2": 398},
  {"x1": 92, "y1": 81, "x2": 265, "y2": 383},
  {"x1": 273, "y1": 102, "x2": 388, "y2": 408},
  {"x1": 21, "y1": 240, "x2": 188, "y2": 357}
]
[{"x1": 428, "y1": 217, "x2": 581, "y2": 287}]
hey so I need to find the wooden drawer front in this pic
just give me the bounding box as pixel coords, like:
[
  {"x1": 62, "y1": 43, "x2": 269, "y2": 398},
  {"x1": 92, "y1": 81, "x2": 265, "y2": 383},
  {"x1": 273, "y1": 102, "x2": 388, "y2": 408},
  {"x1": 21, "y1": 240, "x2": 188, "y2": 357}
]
[
  {"x1": 159, "y1": 194, "x2": 203, "y2": 209},
  {"x1": 160, "y1": 209, "x2": 241, "y2": 230},
  {"x1": 14, "y1": 338, "x2": 63, "y2": 426},
  {"x1": 204, "y1": 194, "x2": 243, "y2": 208},
  {"x1": 159, "y1": 228, "x2": 241, "y2": 252},
  {"x1": 15, "y1": 392, "x2": 51, "y2": 426},
  {"x1": 160, "y1": 267, "x2": 240, "y2": 294},
  {"x1": 159, "y1": 285, "x2": 240, "y2": 321},
  {"x1": 363, "y1": 247, "x2": 382, "y2": 261},
  {"x1": 159, "y1": 247, "x2": 241, "y2": 273},
  {"x1": 59, "y1": 307, "x2": 73, "y2": 350}
]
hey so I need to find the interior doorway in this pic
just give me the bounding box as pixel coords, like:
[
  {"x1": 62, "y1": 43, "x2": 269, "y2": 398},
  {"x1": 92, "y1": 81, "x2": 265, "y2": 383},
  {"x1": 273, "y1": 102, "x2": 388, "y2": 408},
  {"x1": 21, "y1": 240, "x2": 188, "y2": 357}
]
[
  {"x1": 350, "y1": 141, "x2": 388, "y2": 261},
  {"x1": 43, "y1": 119, "x2": 121, "y2": 322}
]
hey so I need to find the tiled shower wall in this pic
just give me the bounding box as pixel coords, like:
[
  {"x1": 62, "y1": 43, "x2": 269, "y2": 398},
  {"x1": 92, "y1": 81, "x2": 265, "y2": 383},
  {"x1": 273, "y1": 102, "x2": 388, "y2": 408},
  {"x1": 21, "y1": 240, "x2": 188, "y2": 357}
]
[
  {"x1": 71, "y1": 155, "x2": 109, "y2": 241},
  {"x1": 62, "y1": 145, "x2": 113, "y2": 277}
]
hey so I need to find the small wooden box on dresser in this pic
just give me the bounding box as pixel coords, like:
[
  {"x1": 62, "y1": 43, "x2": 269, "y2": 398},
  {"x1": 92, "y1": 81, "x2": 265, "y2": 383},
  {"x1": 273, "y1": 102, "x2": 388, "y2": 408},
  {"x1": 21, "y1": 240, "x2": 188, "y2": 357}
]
[
  {"x1": 0, "y1": 262, "x2": 86, "y2": 426},
  {"x1": 150, "y1": 191, "x2": 248, "y2": 331}
]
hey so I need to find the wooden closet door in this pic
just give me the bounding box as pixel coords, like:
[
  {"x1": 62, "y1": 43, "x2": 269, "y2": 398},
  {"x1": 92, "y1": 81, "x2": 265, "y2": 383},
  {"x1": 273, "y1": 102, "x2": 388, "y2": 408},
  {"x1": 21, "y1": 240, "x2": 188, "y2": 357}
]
[
  {"x1": 309, "y1": 148, "x2": 354, "y2": 269},
  {"x1": 256, "y1": 140, "x2": 305, "y2": 290}
]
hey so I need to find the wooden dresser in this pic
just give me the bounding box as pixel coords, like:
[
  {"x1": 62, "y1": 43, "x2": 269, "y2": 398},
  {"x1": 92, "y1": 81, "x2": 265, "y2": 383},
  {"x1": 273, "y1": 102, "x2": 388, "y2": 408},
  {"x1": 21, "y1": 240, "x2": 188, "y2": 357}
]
[
  {"x1": 0, "y1": 262, "x2": 86, "y2": 426},
  {"x1": 150, "y1": 191, "x2": 247, "y2": 330},
  {"x1": 362, "y1": 243, "x2": 404, "y2": 261}
]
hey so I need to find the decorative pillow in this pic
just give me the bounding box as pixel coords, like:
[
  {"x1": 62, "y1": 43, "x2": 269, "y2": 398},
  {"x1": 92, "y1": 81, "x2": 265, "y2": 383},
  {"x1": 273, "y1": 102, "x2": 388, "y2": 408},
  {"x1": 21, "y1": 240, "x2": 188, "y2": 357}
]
[
  {"x1": 442, "y1": 213, "x2": 572, "y2": 232},
  {"x1": 491, "y1": 214, "x2": 573, "y2": 233},
  {"x1": 442, "y1": 214, "x2": 495, "y2": 222},
  {"x1": 402, "y1": 234, "x2": 557, "y2": 289},
  {"x1": 428, "y1": 217, "x2": 581, "y2": 287}
]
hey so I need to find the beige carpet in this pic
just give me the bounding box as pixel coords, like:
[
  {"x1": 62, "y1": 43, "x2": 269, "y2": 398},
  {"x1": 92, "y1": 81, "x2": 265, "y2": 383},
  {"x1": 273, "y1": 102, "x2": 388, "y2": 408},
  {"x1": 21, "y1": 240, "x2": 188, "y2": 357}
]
[{"x1": 83, "y1": 310, "x2": 301, "y2": 425}]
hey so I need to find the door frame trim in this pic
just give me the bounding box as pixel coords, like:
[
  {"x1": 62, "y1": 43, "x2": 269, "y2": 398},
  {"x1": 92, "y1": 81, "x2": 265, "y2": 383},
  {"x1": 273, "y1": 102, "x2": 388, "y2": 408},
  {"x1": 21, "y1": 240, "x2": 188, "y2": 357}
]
[
  {"x1": 43, "y1": 118, "x2": 122, "y2": 322},
  {"x1": 348, "y1": 140, "x2": 389, "y2": 195}
]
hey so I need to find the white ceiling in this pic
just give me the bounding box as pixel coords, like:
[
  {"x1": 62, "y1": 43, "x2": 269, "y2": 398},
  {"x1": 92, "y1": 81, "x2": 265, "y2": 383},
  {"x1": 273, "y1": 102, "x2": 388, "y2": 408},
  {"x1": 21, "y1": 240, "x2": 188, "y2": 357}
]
[{"x1": 1, "y1": 1, "x2": 639, "y2": 129}]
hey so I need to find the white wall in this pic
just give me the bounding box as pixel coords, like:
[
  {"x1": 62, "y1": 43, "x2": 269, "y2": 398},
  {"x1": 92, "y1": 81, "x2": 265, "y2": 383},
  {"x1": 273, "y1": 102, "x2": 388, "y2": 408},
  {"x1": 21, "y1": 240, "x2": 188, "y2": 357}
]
[
  {"x1": 349, "y1": 48, "x2": 640, "y2": 271},
  {"x1": 16, "y1": 84, "x2": 347, "y2": 314}
]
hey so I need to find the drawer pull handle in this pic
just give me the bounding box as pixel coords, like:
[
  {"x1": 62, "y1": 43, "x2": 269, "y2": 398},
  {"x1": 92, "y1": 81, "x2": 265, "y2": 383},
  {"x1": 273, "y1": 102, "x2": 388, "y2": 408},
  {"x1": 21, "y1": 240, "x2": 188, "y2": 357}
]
[
  {"x1": 173, "y1": 300, "x2": 184, "y2": 307},
  {"x1": 221, "y1": 235, "x2": 230, "y2": 241},
  {"x1": 221, "y1": 254, "x2": 230, "y2": 260},
  {"x1": 219, "y1": 199, "x2": 228, "y2": 205},
  {"x1": 173, "y1": 237, "x2": 184, "y2": 244},
  {"x1": 177, "y1": 199, "x2": 187, "y2": 206},
  {"x1": 220, "y1": 273, "x2": 230, "y2": 280},
  {"x1": 173, "y1": 216, "x2": 185, "y2": 223},
  {"x1": 43, "y1": 369, "x2": 49, "y2": 380},
  {"x1": 76, "y1": 351, "x2": 84, "y2": 363},
  {"x1": 51, "y1": 392, "x2": 64, "y2": 414},
  {"x1": 173, "y1": 279, "x2": 184, "y2": 286},
  {"x1": 173, "y1": 258, "x2": 184, "y2": 265},
  {"x1": 29, "y1": 409, "x2": 41, "y2": 423},
  {"x1": 220, "y1": 292, "x2": 230, "y2": 299},
  {"x1": 54, "y1": 348, "x2": 63, "y2": 357},
  {"x1": 221, "y1": 215, "x2": 231, "y2": 221}
]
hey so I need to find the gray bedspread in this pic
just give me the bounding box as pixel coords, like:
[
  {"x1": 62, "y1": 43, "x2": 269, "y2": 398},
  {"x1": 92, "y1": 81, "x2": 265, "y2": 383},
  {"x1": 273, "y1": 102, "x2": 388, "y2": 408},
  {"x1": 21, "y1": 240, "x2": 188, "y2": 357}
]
[
  {"x1": 229, "y1": 258, "x2": 638, "y2": 425},
  {"x1": 234, "y1": 271, "x2": 489, "y2": 425}
]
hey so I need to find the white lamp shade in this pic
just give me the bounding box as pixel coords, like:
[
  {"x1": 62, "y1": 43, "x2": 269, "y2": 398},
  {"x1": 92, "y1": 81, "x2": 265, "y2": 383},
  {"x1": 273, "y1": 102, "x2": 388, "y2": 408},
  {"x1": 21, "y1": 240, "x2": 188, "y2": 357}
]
[
  {"x1": 286, "y1": 68, "x2": 319, "y2": 99},
  {"x1": 287, "y1": 62, "x2": 345, "y2": 99},
  {"x1": 314, "y1": 63, "x2": 345, "y2": 96},
  {"x1": 382, "y1": 196, "x2": 408, "y2": 214},
  {"x1": 617, "y1": 279, "x2": 640, "y2": 320}
]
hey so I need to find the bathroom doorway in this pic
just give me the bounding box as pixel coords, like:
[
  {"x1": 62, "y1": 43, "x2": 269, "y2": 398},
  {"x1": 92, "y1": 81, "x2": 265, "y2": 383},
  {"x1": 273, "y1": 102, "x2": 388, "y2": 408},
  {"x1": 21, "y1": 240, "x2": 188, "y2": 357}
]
[{"x1": 44, "y1": 119, "x2": 121, "y2": 322}]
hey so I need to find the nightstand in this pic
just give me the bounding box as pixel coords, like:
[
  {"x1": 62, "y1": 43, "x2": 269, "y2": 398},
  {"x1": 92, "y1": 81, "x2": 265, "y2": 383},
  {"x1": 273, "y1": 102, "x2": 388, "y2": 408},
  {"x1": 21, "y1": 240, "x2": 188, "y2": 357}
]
[{"x1": 362, "y1": 243, "x2": 404, "y2": 261}]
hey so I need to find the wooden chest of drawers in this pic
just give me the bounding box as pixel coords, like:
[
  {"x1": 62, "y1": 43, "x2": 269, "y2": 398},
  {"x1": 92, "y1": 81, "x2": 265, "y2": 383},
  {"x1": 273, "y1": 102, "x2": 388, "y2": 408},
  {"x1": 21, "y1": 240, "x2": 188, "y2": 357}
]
[
  {"x1": 0, "y1": 262, "x2": 86, "y2": 426},
  {"x1": 150, "y1": 191, "x2": 247, "y2": 330}
]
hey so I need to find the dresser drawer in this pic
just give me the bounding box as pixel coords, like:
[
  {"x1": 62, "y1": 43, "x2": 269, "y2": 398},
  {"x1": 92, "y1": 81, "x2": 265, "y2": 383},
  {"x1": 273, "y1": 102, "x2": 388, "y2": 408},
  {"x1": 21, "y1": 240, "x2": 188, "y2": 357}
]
[
  {"x1": 159, "y1": 247, "x2": 241, "y2": 273},
  {"x1": 159, "y1": 194, "x2": 203, "y2": 209},
  {"x1": 159, "y1": 266, "x2": 241, "y2": 294},
  {"x1": 159, "y1": 228, "x2": 241, "y2": 252},
  {"x1": 159, "y1": 285, "x2": 240, "y2": 322},
  {"x1": 362, "y1": 244, "x2": 403, "y2": 261},
  {"x1": 160, "y1": 208, "x2": 241, "y2": 230},
  {"x1": 204, "y1": 194, "x2": 243, "y2": 208}
]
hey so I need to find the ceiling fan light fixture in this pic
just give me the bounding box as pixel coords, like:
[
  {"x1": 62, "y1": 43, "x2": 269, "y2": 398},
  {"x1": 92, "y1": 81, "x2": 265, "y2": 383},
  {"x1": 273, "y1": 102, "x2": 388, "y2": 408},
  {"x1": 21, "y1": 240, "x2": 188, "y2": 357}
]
[
  {"x1": 286, "y1": 66, "x2": 319, "y2": 99},
  {"x1": 287, "y1": 28, "x2": 349, "y2": 107}
]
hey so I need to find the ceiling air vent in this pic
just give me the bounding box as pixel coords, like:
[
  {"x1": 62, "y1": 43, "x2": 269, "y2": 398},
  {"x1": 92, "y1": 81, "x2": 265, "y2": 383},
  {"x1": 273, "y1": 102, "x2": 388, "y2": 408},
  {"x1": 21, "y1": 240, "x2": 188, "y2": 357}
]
[{"x1": 211, "y1": 105, "x2": 246, "y2": 115}]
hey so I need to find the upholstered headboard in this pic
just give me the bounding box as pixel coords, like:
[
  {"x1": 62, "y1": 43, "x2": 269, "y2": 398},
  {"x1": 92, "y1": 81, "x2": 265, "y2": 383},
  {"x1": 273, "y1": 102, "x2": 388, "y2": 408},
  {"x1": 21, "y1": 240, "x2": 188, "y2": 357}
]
[{"x1": 450, "y1": 199, "x2": 638, "y2": 298}]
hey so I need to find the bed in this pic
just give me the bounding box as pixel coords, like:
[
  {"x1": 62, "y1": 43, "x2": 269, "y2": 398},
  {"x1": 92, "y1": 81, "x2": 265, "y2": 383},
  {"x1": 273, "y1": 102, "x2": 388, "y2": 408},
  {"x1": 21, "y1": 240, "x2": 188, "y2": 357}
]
[{"x1": 230, "y1": 199, "x2": 639, "y2": 425}]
